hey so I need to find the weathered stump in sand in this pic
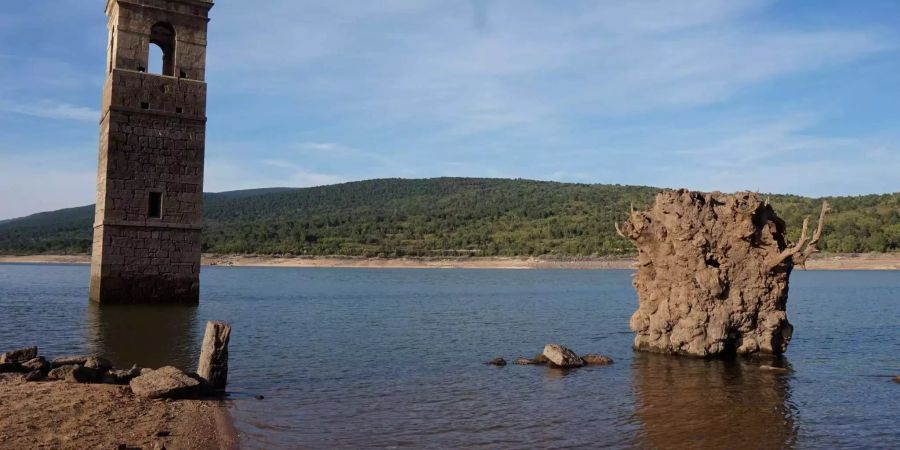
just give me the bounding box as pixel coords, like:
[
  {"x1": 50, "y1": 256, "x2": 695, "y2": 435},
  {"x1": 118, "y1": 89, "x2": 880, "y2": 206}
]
[
  {"x1": 196, "y1": 320, "x2": 231, "y2": 390},
  {"x1": 616, "y1": 190, "x2": 828, "y2": 357}
]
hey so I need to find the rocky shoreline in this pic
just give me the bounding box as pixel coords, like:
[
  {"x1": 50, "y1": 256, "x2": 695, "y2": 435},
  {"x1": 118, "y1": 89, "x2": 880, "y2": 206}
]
[
  {"x1": 0, "y1": 327, "x2": 237, "y2": 450},
  {"x1": 0, "y1": 373, "x2": 236, "y2": 450}
]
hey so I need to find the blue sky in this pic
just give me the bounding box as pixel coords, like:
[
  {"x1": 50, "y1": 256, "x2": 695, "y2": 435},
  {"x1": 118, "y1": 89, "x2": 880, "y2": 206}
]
[{"x1": 1, "y1": 0, "x2": 899, "y2": 219}]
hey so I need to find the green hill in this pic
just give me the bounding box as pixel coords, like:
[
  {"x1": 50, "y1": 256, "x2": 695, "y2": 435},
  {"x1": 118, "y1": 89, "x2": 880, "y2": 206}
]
[{"x1": 0, "y1": 178, "x2": 897, "y2": 256}]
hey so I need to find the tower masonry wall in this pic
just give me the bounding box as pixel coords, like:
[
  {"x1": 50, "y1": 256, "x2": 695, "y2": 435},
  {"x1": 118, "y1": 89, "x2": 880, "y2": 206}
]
[{"x1": 90, "y1": 0, "x2": 212, "y2": 304}]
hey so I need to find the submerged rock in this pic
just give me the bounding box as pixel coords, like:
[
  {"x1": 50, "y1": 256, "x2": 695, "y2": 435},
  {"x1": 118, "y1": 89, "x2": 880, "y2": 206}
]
[
  {"x1": 542, "y1": 344, "x2": 584, "y2": 368},
  {"x1": 617, "y1": 190, "x2": 830, "y2": 357},
  {"x1": 581, "y1": 354, "x2": 614, "y2": 365},
  {"x1": 893, "y1": 376, "x2": 899, "y2": 384},
  {"x1": 0, "y1": 346, "x2": 37, "y2": 364},
  {"x1": 759, "y1": 365, "x2": 788, "y2": 373},
  {"x1": 129, "y1": 366, "x2": 202, "y2": 399},
  {"x1": 512, "y1": 357, "x2": 537, "y2": 365},
  {"x1": 486, "y1": 357, "x2": 507, "y2": 366}
]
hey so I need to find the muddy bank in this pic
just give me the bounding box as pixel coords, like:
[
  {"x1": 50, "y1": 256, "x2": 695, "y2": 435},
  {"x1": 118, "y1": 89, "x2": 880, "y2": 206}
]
[
  {"x1": 0, "y1": 253, "x2": 897, "y2": 270},
  {"x1": 0, "y1": 374, "x2": 237, "y2": 450}
]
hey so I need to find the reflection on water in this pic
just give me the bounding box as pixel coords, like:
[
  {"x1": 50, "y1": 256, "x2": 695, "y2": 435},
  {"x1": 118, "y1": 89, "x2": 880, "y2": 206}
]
[
  {"x1": 632, "y1": 352, "x2": 798, "y2": 449},
  {"x1": 86, "y1": 303, "x2": 199, "y2": 370}
]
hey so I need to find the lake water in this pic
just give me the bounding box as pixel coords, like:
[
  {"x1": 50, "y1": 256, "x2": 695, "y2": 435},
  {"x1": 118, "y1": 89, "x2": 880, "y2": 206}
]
[{"x1": 1, "y1": 264, "x2": 898, "y2": 449}]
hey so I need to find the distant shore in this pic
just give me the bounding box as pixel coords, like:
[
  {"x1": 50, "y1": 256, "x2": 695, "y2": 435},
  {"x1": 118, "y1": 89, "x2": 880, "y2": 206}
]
[{"x1": 0, "y1": 253, "x2": 898, "y2": 270}]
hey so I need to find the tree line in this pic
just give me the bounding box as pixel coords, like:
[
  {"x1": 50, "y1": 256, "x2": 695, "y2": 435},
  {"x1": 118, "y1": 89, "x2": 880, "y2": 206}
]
[{"x1": 1, "y1": 178, "x2": 897, "y2": 256}]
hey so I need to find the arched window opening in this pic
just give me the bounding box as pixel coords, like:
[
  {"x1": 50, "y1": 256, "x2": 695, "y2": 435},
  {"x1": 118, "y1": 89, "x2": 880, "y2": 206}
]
[
  {"x1": 148, "y1": 43, "x2": 164, "y2": 74},
  {"x1": 149, "y1": 22, "x2": 176, "y2": 76}
]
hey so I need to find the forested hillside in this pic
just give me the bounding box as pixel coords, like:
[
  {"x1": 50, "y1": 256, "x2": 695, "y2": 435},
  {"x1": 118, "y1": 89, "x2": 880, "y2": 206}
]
[{"x1": 0, "y1": 178, "x2": 897, "y2": 256}]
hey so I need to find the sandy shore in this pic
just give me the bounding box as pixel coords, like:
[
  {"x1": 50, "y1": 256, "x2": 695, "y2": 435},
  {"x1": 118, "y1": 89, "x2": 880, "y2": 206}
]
[
  {"x1": 0, "y1": 253, "x2": 897, "y2": 270},
  {"x1": 0, "y1": 373, "x2": 237, "y2": 450}
]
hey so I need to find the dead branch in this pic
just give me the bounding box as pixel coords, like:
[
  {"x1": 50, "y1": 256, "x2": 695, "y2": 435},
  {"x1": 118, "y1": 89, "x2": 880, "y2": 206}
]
[
  {"x1": 768, "y1": 217, "x2": 809, "y2": 269},
  {"x1": 767, "y1": 200, "x2": 830, "y2": 270},
  {"x1": 794, "y1": 201, "x2": 831, "y2": 268},
  {"x1": 615, "y1": 222, "x2": 627, "y2": 239}
]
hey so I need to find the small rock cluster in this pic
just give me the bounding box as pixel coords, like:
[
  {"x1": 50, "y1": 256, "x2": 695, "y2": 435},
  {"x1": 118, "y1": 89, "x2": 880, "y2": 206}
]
[
  {"x1": 0, "y1": 346, "x2": 212, "y2": 399},
  {"x1": 487, "y1": 344, "x2": 614, "y2": 369}
]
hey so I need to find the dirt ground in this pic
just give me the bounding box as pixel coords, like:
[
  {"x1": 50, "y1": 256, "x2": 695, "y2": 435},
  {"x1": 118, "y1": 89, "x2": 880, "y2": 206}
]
[
  {"x1": 0, "y1": 374, "x2": 237, "y2": 450},
  {"x1": 0, "y1": 253, "x2": 897, "y2": 270}
]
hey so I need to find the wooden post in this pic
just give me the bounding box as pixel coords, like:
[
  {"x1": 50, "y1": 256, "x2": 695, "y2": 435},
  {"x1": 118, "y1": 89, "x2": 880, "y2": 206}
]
[{"x1": 197, "y1": 320, "x2": 231, "y2": 390}]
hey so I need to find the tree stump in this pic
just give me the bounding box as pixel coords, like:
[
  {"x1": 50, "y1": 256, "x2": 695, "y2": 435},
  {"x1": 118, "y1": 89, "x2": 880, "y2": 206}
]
[
  {"x1": 196, "y1": 320, "x2": 231, "y2": 390},
  {"x1": 615, "y1": 190, "x2": 828, "y2": 357}
]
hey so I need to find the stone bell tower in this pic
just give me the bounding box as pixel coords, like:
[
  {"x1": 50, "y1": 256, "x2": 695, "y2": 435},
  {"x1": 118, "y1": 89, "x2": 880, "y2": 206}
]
[{"x1": 90, "y1": 0, "x2": 213, "y2": 304}]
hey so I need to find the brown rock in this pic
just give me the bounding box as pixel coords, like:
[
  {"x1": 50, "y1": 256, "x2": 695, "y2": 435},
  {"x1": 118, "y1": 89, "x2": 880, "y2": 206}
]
[
  {"x1": 617, "y1": 191, "x2": 830, "y2": 357},
  {"x1": 0, "y1": 362, "x2": 24, "y2": 374},
  {"x1": 103, "y1": 365, "x2": 142, "y2": 385},
  {"x1": 542, "y1": 344, "x2": 584, "y2": 368},
  {"x1": 51, "y1": 355, "x2": 91, "y2": 367},
  {"x1": 21, "y1": 357, "x2": 50, "y2": 373},
  {"x1": 581, "y1": 354, "x2": 614, "y2": 365},
  {"x1": 84, "y1": 356, "x2": 113, "y2": 373},
  {"x1": 0, "y1": 347, "x2": 37, "y2": 364},
  {"x1": 68, "y1": 365, "x2": 99, "y2": 383},
  {"x1": 486, "y1": 357, "x2": 507, "y2": 366},
  {"x1": 129, "y1": 366, "x2": 201, "y2": 399},
  {"x1": 24, "y1": 370, "x2": 46, "y2": 382},
  {"x1": 894, "y1": 376, "x2": 900, "y2": 384},
  {"x1": 512, "y1": 357, "x2": 535, "y2": 365},
  {"x1": 47, "y1": 365, "x2": 77, "y2": 380},
  {"x1": 47, "y1": 364, "x2": 97, "y2": 383}
]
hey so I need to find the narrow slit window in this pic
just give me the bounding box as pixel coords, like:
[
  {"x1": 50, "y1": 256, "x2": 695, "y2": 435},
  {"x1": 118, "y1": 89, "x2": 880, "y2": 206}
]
[
  {"x1": 148, "y1": 192, "x2": 162, "y2": 218},
  {"x1": 109, "y1": 27, "x2": 115, "y2": 73}
]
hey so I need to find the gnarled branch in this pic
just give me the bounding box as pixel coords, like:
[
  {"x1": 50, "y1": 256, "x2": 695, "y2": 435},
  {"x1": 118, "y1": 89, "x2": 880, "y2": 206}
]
[
  {"x1": 767, "y1": 201, "x2": 830, "y2": 270},
  {"x1": 794, "y1": 201, "x2": 831, "y2": 268},
  {"x1": 615, "y1": 222, "x2": 627, "y2": 239}
]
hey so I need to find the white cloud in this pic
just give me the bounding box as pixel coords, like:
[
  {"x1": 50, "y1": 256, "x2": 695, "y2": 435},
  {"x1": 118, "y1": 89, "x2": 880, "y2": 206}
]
[
  {"x1": 0, "y1": 100, "x2": 98, "y2": 121},
  {"x1": 208, "y1": 0, "x2": 893, "y2": 136}
]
